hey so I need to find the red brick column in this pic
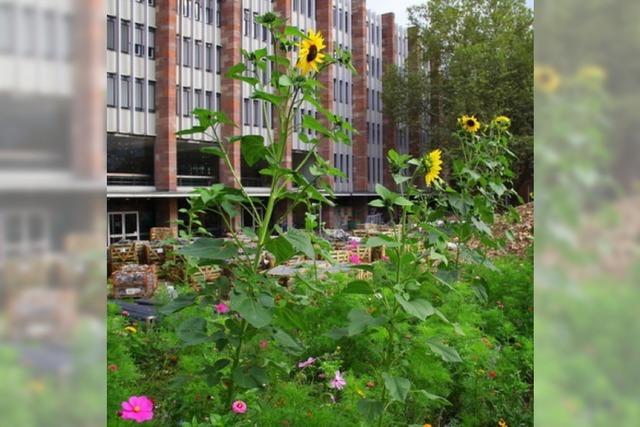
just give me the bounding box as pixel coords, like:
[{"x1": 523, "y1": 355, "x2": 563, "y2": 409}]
[
  {"x1": 351, "y1": 0, "x2": 368, "y2": 193},
  {"x1": 220, "y1": 0, "x2": 243, "y2": 189},
  {"x1": 155, "y1": 198, "x2": 179, "y2": 234},
  {"x1": 155, "y1": 0, "x2": 178, "y2": 191},
  {"x1": 381, "y1": 13, "x2": 397, "y2": 189},
  {"x1": 316, "y1": 0, "x2": 334, "y2": 188},
  {"x1": 72, "y1": 0, "x2": 104, "y2": 180}
]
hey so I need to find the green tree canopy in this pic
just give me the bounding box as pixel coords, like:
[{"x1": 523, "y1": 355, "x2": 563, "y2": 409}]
[{"x1": 383, "y1": 0, "x2": 533, "y2": 151}]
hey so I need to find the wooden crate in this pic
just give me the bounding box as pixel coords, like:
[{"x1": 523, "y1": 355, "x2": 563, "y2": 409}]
[
  {"x1": 144, "y1": 242, "x2": 169, "y2": 266},
  {"x1": 331, "y1": 250, "x2": 350, "y2": 264},
  {"x1": 109, "y1": 241, "x2": 139, "y2": 272},
  {"x1": 189, "y1": 265, "x2": 222, "y2": 290},
  {"x1": 150, "y1": 227, "x2": 176, "y2": 241},
  {"x1": 6, "y1": 288, "x2": 77, "y2": 342},
  {"x1": 355, "y1": 247, "x2": 372, "y2": 263},
  {"x1": 111, "y1": 264, "x2": 157, "y2": 299}
]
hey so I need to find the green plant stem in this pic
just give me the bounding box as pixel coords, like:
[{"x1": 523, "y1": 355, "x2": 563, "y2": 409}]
[{"x1": 226, "y1": 319, "x2": 248, "y2": 409}]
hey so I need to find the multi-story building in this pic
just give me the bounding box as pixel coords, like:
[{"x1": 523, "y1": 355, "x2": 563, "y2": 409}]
[{"x1": 106, "y1": 0, "x2": 409, "y2": 242}]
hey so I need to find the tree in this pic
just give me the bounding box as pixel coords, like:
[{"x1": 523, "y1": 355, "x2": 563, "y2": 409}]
[{"x1": 383, "y1": 0, "x2": 533, "y2": 152}]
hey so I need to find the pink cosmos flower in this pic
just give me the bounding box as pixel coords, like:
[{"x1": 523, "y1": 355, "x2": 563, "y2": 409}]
[
  {"x1": 346, "y1": 239, "x2": 360, "y2": 249},
  {"x1": 214, "y1": 302, "x2": 230, "y2": 314},
  {"x1": 231, "y1": 400, "x2": 247, "y2": 414},
  {"x1": 120, "y1": 395, "x2": 154, "y2": 423},
  {"x1": 298, "y1": 357, "x2": 316, "y2": 369},
  {"x1": 259, "y1": 340, "x2": 269, "y2": 350},
  {"x1": 380, "y1": 255, "x2": 389, "y2": 262},
  {"x1": 329, "y1": 370, "x2": 347, "y2": 390},
  {"x1": 348, "y1": 253, "x2": 362, "y2": 265}
]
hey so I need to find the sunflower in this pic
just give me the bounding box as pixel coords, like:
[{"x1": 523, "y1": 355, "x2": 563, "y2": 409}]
[
  {"x1": 296, "y1": 30, "x2": 326, "y2": 75},
  {"x1": 492, "y1": 115, "x2": 511, "y2": 130},
  {"x1": 423, "y1": 149, "x2": 443, "y2": 186},
  {"x1": 459, "y1": 115, "x2": 481, "y2": 133},
  {"x1": 534, "y1": 65, "x2": 561, "y2": 93}
]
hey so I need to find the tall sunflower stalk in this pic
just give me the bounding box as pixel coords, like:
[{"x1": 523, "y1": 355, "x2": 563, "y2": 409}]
[{"x1": 169, "y1": 13, "x2": 354, "y2": 414}]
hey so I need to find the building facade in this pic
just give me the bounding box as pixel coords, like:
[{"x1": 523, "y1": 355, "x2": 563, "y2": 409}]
[{"x1": 106, "y1": 0, "x2": 409, "y2": 242}]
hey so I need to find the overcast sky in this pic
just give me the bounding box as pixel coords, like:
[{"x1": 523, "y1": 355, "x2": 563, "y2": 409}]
[{"x1": 367, "y1": 0, "x2": 534, "y2": 27}]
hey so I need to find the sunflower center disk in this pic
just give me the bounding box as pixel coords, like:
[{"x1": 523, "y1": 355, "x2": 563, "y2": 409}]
[
  {"x1": 467, "y1": 120, "x2": 475, "y2": 127},
  {"x1": 306, "y1": 45, "x2": 318, "y2": 62}
]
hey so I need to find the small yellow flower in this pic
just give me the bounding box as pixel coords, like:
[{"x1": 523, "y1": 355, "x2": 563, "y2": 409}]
[
  {"x1": 534, "y1": 65, "x2": 561, "y2": 93},
  {"x1": 423, "y1": 149, "x2": 443, "y2": 186},
  {"x1": 355, "y1": 387, "x2": 366, "y2": 398},
  {"x1": 124, "y1": 326, "x2": 137, "y2": 334},
  {"x1": 498, "y1": 419, "x2": 508, "y2": 427},
  {"x1": 296, "y1": 30, "x2": 326, "y2": 75},
  {"x1": 492, "y1": 115, "x2": 511, "y2": 130},
  {"x1": 459, "y1": 115, "x2": 481, "y2": 133},
  {"x1": 577, "y1": 65, "x2": 606, "y2": 85}
]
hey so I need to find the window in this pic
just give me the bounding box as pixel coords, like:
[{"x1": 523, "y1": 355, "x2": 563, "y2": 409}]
[
  {"x1": 182, "y1": 87, "x2": 191, "y2": 116},
  {"x1": 333, "y1": 78, "x2": 337, "y2": 101},
  {"x1": 148, "y1": 0, "x2": 155, "y2": 5},
  {"x1": 332, "y1": 6, "x2": 336, "y2": 27},
  {"x1": 195, "y1": 89, "x2": 202, "y2": 108},
  {"x1": 339, "y1": 80, "x2": 343, "y2": 103},
  {"x1": 120, "y1": 19, "x2": 130, "y2": 53},
  {"x1": 135, "y1": 24, "x2": 144, "y2": 56},
  {"x1": 183, "y1": 0, "x2": 191, "y2": 17},
  {"x1": 344, "y1": 10, "x2": 349, "y2": 33},
  {"x1": 216, "y1": 45, "x2": 222, "y2": 74},
  {"x1": 301, "y1": 0, "x2": 306, "y2": 15},
  {"x1": 216, "y1": 0, "x2": 221, "y2": 27},
  {"x1": 43, "y1": 11, "x2": 56, "y2": 59},
  {"x1": 108, "y1": 212, "x2": 139, "y2": 243},
  {"x1": 293, "y1": 0, "x2": 298, "y2": 12},
  {"x1": 176, "y1": 35, "x2": 181, "y2": 65},
  {"x1": 107, "y1": 16, "x2": 116, "y2": 50},
  {"x1": 194, "y1": 40, "x2": 202, "y2": 69},
  {"x1": 183, "y1": 37, "x2": 191, "y2": 66},
  {"x1": 205, "y1": 90, "x2": 213, "y2": 109},
  {"x1": 148, "y1": 27, "x2": 155, "y2": 58},
  {"x1": 243, "y1": 9, "x2": 249, "y2": 36},
  {"x1": 205, "y1": 43, "x2": 212, "y2": 71},
  {"x1": 107, "y1": 73, "x2": 116, "y2": 107},
  {"x1": 23, "y1": 7, "x2": 36, "y2": 56},
  {"x1": 148, "y1": 81, "x2": 156, "y2": 112},
  {"x1": 135, "y1": 78, "x2": 144, "y2": 111},
  {"x1": 345, "y1": 82, "x2": 349, "y2": 104},
  {"x1": 121, "y1": 76, "x2": 130, "y2": 109},
  {"x1": 253, "y1": 100, "x2": 260, "y2": 127},
  {"x1": 194, "y1": 0, "x2": 201, "y2": 20},
  {"x1": 338, "y1": 8, "x2": 342, "y2": 30},
  {"x1": 253, "y1": 12, "x2": 258, "y2": 39},
  {"x1": 307, "y1": 0, "x2": 312, "y2": 17},
  {"x1": 262, "y1": 25, "x2": 268, "y2": 42},
  {"x1": 205, "y1": 0, "x2": 213, "y2": 23},
  {"x1": 243, "y1": 98, "x2": 250, "y2": 125},
  {"x1": 216, "y1": 92, "x2": 221, "y2": 110},
  {"x1": 176, "y1": 86, "x2": 180, "y2": 115}
]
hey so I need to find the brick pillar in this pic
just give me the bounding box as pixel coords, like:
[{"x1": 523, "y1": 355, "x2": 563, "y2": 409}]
[
  {"x1": 351, "y1": 0, "x2": 368, "y2": 193},
  {"x1": 220, "y1": 0, "x2": 243, "y2": 230},
  {"x1": 381, "y1": 13, "x2": 397, "y2": 189},
  {"x1": 71, "y1": 0, "x2": 104, "y2": 180},
  {"x1": 316, "y1": 0, "x2": 335, "y2": 189},
  {"x1": 155, "y1": 198, "x2": 179, "y2": 234},
  {"x1": 155, "y1": 0, "x2": 178, "y2": 191}
]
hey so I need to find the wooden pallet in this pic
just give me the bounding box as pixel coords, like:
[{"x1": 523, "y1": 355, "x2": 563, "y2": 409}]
[
  {"x1": 109, "y1": 241, "x2": 139, "y2": 273},
  {"x1": 111, "y1": 264, "x2": 157, "y2": 299},
  {"x1": 150, "y1": 227, "x2": 176, "y2": 241}
]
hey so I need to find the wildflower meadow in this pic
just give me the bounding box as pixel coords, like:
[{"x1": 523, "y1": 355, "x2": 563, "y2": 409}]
[{"x1": 107, "y1": 12, "x2": 532, "y2": 427}]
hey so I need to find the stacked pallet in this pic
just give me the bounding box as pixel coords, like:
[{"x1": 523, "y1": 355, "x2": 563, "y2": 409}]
[
  {"x1": 109, "y1": 241, "x2": 138, "y2": 273},
  {"x1": 111, "y1": 264, "x2": 158, "y2": 299}
]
